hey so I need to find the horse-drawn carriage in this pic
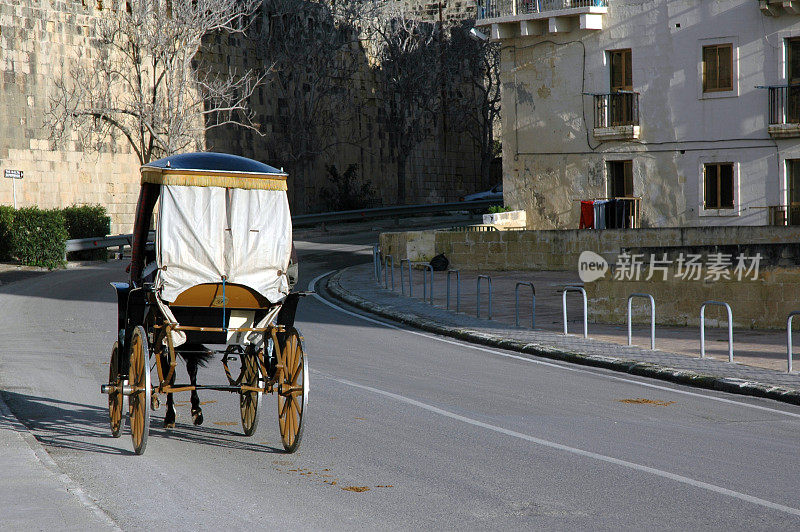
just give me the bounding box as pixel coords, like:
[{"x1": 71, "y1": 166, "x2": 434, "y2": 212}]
[{"x1": 101, "y1": 152, "x2": 308, "y2": 455}]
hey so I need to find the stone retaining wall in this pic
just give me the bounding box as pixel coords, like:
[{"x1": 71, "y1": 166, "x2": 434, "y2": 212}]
[
  {"x1": 380, "y1": 226, "x2": 800, "y2": 270},
  {"x1": 378, "y1": 226, "x2": 800, "y2": 329}
]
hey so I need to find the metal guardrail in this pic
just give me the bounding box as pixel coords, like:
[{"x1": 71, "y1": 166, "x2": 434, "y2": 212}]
[
  {"x1": 291, "y1": 199, "x2": 500, "y2": 227},
  {"x1": 478, "y1": 0, "x2": 607, "y2": 20},
  {"x1": 447, "y1": 269, "x2": 461, "y2": 313},
  {"x1": 515, "y1": 282, "x2": 535, "y2": 329},
  {"x1": 627, "y1": 293, "x2": 655, "y2": 350},
  {"x1": 65, "y1": 234, "x2": 135, "y2": 252},
  {"x1": 700, "y1": 301, "x2": 734, "y2": 363},
  {"x1": 562, "y1": 286, "x2": 588, "y2": 338}
]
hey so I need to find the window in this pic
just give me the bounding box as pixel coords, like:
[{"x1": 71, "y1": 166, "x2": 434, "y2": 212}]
[
  {"x1": 609, "y1": 49, "x2": 632, "y2": 92},
  {"x1": 787, "y1": 39, "x2": 800, "y2": 123},
  {"x1": 704, "y1": 163, "x2": 734, "y2": 209},
  {"x1": 608, "y1": 49, "x2": 634, "y2": 126},
  {"x1": 787, "y1": 159, "x2": 800, "y2": 224},
  {"x1": 608, "y1": 160, "x2": 633, "y2": 198},
  {"x1": 702, "y1": 44, "x2": 733, "y2": 92}
]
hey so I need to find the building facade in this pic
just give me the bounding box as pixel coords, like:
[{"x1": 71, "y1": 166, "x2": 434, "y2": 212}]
[{"x1": 477, "y1": 0, "x2": 800, "y2": 229}]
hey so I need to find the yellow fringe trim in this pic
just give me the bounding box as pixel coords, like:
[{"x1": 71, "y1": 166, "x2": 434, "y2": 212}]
[{"x1": 141, "y1": 169, "x2": 288, "y2": 191}]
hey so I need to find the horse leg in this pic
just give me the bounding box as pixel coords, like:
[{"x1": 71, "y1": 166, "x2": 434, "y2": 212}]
[
  {"x1": 161, "y1": 357, "x2": 176, "y2": 429},
  {"x1": 188, "y1": 357, "x2": 203, "y2": 426}
]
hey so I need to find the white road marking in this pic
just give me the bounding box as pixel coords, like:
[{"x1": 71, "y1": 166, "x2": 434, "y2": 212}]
[
  {"x1": 322, "y1": 373, "x2": 800, "y2": 517},
  {"x1": 308, "y1": 271, "x2": 800, "y2": 420}
]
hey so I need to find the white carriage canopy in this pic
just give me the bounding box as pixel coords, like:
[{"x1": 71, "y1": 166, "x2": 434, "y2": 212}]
[{"x1": 140, "y1": 153, "x2": 292, "y2": 304}]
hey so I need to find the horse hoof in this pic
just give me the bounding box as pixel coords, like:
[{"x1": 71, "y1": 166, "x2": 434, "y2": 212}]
[
  {"x1": 191, "y1": 408, "x2": 203, "y2": 426},
  {"x1": 163, "y1": 421, "x2": 175, "y2": 429},
  {"x1": 164, "y1": 410, "x2": 176, "y2": 429}
]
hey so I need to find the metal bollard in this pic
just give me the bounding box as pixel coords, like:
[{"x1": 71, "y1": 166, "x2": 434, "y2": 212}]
[
  {"x1": 373, "y1": 244, "x2": 381, "y2": 282},
  {"x1": 515, "y1": 282, "x2": 535, "y2": 329},
  {"x1": 383, "y1": 255, "x2": 395, "y2": 291},
  {"x1": 700, "y1": 301, "x2": 734, "y2": 363},
  {"x1": 418, "y1": 263, "x2": 434, "y2": 305},
  {"x1": 787, "y1": 311, "x2": 800, "y2": 372},
  {"x1": 627, "y1": 293, "x2": 655, "y2": 350},
  {"x1": 400, "y1": 259, "x2": 411, "y2": 296},
  {"x1": 447, "y1": 269, "x2": 461, "y2": 313},
  {"x1": 562, "y1": 286, "x2": 588, "y2": 338},
  {"x1": 477, "y1": 275, "x2": 492, "y2": 319}
]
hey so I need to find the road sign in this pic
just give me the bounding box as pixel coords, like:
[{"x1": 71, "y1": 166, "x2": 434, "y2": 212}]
[{"x1": 4, "y1": 169, "x2": 23, "y2": 179}]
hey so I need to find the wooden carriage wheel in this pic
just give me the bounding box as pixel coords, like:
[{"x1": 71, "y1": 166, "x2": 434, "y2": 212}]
[
  {"x1": 277, "y1": 327, "x2": 308, "y2": 453},
  {"x1": 239, "y1": 349, "x2": 261, "y2": 437},
  {"x1": 108, "y1": 342, "x2": 123, "y2": 438},
  {"x1": 128, "y1": 326, "x2": 151, "y2": 456}
]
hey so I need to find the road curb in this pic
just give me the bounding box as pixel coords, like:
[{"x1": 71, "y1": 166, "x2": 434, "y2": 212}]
[{"x1": 325, "y1": 268, "x2": 800, "y2": 407}]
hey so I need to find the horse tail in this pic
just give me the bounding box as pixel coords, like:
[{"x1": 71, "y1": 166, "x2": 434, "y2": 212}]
[{"x1": 175, "y1": 343, "x2": 214, "y2": 367}]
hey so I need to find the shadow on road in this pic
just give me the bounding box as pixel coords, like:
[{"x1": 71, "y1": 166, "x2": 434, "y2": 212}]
[{"x1": 1, "y1": 390, "x2": 284, "y2": 455}]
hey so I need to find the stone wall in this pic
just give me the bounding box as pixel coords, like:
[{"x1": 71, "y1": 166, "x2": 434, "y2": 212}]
[
  {"x1": 202, "y1": 0, "x2": 489, "y2": 213},
  {"x1": 0, "y1": 0, "x2": 487, "y2": 234},
  {"x1": 0, "y1": 0, "x2": 141, "y2": 234},
  {"x1": 379, "y1": 226, "x2": 800, "y2": 329},
  {"x1": 381, "y1": 226, "x2": 800, "y2": 270},
  {"x1": 585, "y1": 243, "x2": 800, "y2": 330}
]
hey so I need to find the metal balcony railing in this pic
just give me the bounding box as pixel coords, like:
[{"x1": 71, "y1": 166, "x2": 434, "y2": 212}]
[
  {"x1": 768, "y1": 205, "x2": 800, "y2": 226},
  {"x1": 477, "y1": 0, "x2": 608, "y2": 20},
  {"x1": 767, "y1": 85, "x2": 800, "y2": 125},
  {"x1": 593, "y1": 92, "x2": 640, "y2": 128}
]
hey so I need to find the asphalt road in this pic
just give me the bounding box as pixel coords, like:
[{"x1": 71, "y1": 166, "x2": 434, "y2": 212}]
[{"x1": 2, "y1": 225, "x2": 800, "y2": 529}]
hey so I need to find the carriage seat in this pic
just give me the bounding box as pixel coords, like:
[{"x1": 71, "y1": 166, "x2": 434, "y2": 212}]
[{"x1": 169, "y1": 282, "x2": 272, "y2": 309}]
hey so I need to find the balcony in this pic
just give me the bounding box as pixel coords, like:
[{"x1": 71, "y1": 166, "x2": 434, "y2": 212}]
[
  {"x1": 759, "y1": 0, "x2": 800, "y2": 16},
  {"x1": 591, "y1": 92, "x2": 640, "y2": 141},
  {"x1": 766, "y1": 85, "x2": 800, "y2": 138},
  {"x1": 476, "y1": 0, "x2": 608, "y2": 40},
  {"x1": 768, "y1": 205, "x2": 800, "y2": 225}
]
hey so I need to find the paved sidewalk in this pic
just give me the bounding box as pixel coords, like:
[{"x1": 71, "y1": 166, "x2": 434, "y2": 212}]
[
  {"x1": 327, "y1": 263, "x2": 800, "y2": 405},
  {"x1": 0, "y1": 392, "x2": 117, "y2": 530},
  {"x1": 0, "y1": 264, "x2": 118, "y2": 530}
]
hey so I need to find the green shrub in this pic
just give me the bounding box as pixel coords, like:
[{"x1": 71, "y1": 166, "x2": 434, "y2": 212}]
[
  {"x1": 0, "y1": 205, "x2": 15, "y2": 261},
  {"x1": 488, "y1": 205, "x2": 510, "y2": 214},
  {"x1": 10, "y1": 207, "x2": 68, "y2": 269},
  {"x1": 322, "y1": 164, "x2": 379, "y2": 211},
  {"x1": 62, "y1": 204, "x2": 111, "y2": 261}
]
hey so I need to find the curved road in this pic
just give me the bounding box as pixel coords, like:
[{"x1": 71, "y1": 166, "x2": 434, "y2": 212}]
[{"x1": 1, "y1": 228, "x2": 800, "y2": 529}]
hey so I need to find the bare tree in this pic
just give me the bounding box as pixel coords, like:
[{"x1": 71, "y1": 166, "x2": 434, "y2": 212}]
[
  {"x1": 254, "y1": 0, "x2": 374, "y2": 210},
  {"x1": 370, "y1": 3, "x2": 441, "y2": 204},
  {"x1": 443, "y1": 22, "x2": 501, "y2": 186},
  {"x1": 46, "y1": 0, "x2": 266, "y2": 165}
]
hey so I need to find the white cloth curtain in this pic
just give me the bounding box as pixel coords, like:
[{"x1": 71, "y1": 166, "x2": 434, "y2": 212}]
[{"x1": 156, "y1": 185, "x2": 291, "y2": 304}]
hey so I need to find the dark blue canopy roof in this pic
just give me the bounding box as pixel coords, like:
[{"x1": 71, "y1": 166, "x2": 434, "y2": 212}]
[{"x1": 143, "y1": 152, "x2": 285, "y2": 175}]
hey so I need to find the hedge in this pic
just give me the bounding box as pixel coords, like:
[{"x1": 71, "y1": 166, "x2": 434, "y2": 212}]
[
  {"x1": 9, "y1": 207, "x2": 68, "y2": 269},
  {"x1": 63, "y1": 205, "x2": 111, "y2": 260},
  {"x1": 0, "y1": 205, "x2": 14, "y2": 261},
  {"x1": 0, "y1": 204, "x2": 111, "y2": 268}
]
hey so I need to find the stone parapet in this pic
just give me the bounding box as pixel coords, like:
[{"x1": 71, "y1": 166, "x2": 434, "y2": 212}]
[{"x1": 378, "y1": 226, "x2": 800, "y2": 329}]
